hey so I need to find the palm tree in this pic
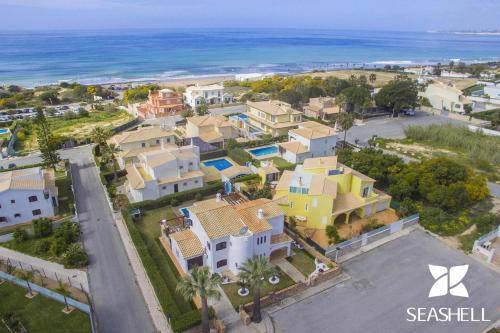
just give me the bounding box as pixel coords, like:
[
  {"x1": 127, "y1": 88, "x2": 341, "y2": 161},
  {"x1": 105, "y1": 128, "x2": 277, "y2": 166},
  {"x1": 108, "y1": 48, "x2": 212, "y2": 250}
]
[
  {"x1": 369, "y1": 73, "x2": 377, "y2": 84},
  {"x1": 239, "y1": 256, "x2": 278, "y2": 323},
  {"x1": 334, "y1": 93, "x2": 347, "y2": 113},
  {"x1": 176, "y1": 266, "x2": 221, "y2": 333},
  {"x1": 337, "y1": 112, "x2": 355, "y2": 148},
  {"x1": 102, "y1": 143, "x2": 121, "y2": 181},
  {"x1": 91, "y1": 126, "x2": 111, "y2": 156},
  {"x1": 56, "y1": 281, "x2": 72, "y2": 313}
]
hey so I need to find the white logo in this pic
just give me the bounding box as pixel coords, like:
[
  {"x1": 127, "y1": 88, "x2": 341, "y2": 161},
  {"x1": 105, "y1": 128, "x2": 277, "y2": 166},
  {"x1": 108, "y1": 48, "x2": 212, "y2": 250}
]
[{"x1": 428, "y1": 264, "x2": 469, "y2": 298}]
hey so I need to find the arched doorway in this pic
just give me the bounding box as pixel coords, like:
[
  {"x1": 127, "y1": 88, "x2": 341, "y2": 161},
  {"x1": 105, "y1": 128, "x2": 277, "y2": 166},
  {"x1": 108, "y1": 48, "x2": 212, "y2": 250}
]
[{"x1": 334, "y1": 213, "x2": 347, "y2": 225}]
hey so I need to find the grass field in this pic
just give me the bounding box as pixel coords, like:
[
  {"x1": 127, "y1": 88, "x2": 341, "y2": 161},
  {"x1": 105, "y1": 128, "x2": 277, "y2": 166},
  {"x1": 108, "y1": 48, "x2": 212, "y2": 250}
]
[
  {"x1": 19, "y1": 110, "x2": 132, "y2": 152},
  {"x1": 0, "y1": 282, "x2": 91, "y2": 333},
  {"x1": 286, "y1": 249, "x2": 316, "y2": 277},
  {"x1": 221, "y1": 267, "x2": 295, "y2": 310}
]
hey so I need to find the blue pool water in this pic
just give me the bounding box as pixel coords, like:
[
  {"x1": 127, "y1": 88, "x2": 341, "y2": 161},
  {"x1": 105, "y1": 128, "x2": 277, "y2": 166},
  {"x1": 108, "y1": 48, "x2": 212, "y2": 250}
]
[
  {"x1": 180, "y1": 207, "x2": 189, "y2": 217},
  {"x1": 249, "y1": 146, "x2": 278, "y2": 157},
  {"x1": 203, "y1": 158, "x2": 233, "y2": 171},
  {"x1": 0, "y1": 129, "x2": 9, "y2": 134},
  {"x1": 238, "y1": 114, "x2": 248, "y2": 120}
]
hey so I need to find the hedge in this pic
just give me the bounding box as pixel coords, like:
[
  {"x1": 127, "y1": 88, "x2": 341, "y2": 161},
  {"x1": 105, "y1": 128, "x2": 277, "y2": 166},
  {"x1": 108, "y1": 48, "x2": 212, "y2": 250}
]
[
  {"x1": 227, "y1": 148, "x2": 254, "y2": 165},
  {"x1": 235, "y1": 135, "x2": 287, "y2": 148},
  {"x1": 233, "y1": 173, "x2": 259, "y2": 183},
  {"x1": 0, "y1": 162, "x2": 44, "y2": 173},
  {"x1": 129, "y1": 181, "x2": 224, "y2": 210},
  {"x1": 200, "y1": 149, "x2": 227, "y2": 161}
]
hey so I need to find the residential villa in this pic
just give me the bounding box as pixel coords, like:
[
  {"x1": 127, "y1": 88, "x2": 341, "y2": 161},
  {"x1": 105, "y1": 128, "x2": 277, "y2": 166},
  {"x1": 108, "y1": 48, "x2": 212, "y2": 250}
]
[
  {"x1": 183, "y1": 83, "x2": 233, "y2": 108},
  {"x1": 440, "y1": 70, "x2": 471, "y2": 79},
  {"x1": 403, "y1": 66, "x2": 433, "y2": 75},
  {"x1": 185, "y1": 115, "x2": 239, "y2": 148},
  {"x1": 164, "y1": 195, "x2": 292, "y2": 274},
  {"x1": 135, "y1": 89, "x2": 184, "y2": 119},
  {"x1": 125, "y1": 143, "x2": 204, "y2": 202},
  {"x1": 303, "y1": 97, "x2": 340, "y2": 121},
  {"x1": 274, "y1": 156, "x2": 391, "y2": 230},
  {"x1": 420, "y1": 81, "x2": 473, "y2": 112},
  {"x1": 0, "y1": 167, "x2": 58, "y2": 227},
  {"x1": 256, "y1": 160, "x2": 280, "y2": 185},
  {"x1": 240, "y1": 101, "x2": 303, "y2": 138},
  {"x1": 278, "y1": 121, "x2": 338, "y2": 164},
  {"x1": 108, "y1": 126, "x2": 177, "y2": 168}
]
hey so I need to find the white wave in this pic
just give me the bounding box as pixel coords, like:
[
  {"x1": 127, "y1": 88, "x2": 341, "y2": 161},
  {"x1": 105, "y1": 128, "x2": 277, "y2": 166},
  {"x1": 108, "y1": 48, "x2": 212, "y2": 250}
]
[
  {"x1": 256, "y1": 63, "x2": 279, "y2": 68},
  {"x1": 371, "y1": 60, "x2": 414, "y2": 65}
]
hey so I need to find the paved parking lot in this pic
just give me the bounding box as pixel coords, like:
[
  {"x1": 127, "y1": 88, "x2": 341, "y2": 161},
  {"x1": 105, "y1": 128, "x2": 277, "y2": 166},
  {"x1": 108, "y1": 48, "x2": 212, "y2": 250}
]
[{"x1": 271, "y1": 228, "x2": 500, "y2": 333}]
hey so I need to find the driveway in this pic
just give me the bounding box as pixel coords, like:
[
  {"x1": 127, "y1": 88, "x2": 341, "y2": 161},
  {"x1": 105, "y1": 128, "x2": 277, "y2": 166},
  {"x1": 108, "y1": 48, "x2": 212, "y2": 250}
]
[
  {"x1": 71, "y1": 155, "x2": 154, "y2": 333},
  {"x1": 271, "y1": 228, "x2": 500, "y2": 333}
]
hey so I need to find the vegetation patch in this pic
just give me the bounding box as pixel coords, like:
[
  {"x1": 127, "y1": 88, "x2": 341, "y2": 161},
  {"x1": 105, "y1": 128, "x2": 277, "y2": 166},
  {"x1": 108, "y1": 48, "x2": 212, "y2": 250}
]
[
  {"x1": 286, "y1": 250, "x2": 316, "y2": 277},
  {"x1": 0, "y1": 282, "x2": 91, "y2": 333}
]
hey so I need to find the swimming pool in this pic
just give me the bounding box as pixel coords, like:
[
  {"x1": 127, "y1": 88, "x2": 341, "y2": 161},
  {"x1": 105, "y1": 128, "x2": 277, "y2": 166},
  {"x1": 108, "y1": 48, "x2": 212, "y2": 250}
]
[
  {"x1": 249, "y1": 145, "x2": 278, "y2": 157},
  {"x1": 0, "y1": 128, "x2": 10, "y2": 135},
  {"x1": 203, "y1": 158, "x2": 233, "y2": 171}
]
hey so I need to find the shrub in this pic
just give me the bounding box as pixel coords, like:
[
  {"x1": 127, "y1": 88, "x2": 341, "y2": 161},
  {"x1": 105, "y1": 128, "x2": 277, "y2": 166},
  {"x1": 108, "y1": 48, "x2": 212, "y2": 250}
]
[
  {"x1": 54, "y1": 221, "x2": 80, "y2": 245},
  {"x1": 326, "y1": 225, "x2": 342, "y2": 244},
  {"x1": 170, "y1": 199, "x2": 179, "y2": 207},
  {"x1": 13, "y1": 228, "x2": 28, "y2": 244},
  {"x1": 51, "y1": 237, "x2": 69, "y2": 256},
  {"x1": 34, "y1": 239, "x2": 52, "y2": 255},
  {"x1": 62, "y1": 244, "x2": 89, "y2": 268},
  {"x1": 227, "y1": 148, "x2": 253, "y2": 165},
  {"x1": 200, "y1": 149, "x2": 227, "y2": 161},
  {"x1": 32, "y1": 218, "x2": 53, "y2": 238},
  {"x1": 194, "y1": 192, "x2": 203, "y2": 201}
]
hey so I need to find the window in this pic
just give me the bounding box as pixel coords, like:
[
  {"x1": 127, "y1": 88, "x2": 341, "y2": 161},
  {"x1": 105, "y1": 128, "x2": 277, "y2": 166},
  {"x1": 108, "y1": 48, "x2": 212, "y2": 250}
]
[
  {"x1": 206, "y1": 242, "x2": 211, "y2": 251},
  {"x1": 194, "y1": 180, "x2": 199, "y2": 184},
  {"x1": 32, "y1": 209, "x2": 41, "y2": 216},
  {"x1": 156, "y1": 139, "x2": 160, "y2": 144},
  {"x1": 0, "y1": 217, "x2": 6, "y2": 223},
  {"x1": 304, "y1": 203, "x2": 308, "y2": 211},
  {"x1": 179, "y1": 165, "x2": 184, "y2": 169},
  {"x1": 289, "y1": 201, "x2": 294, "y2": 208},
  {"x1": 14, "y1": 213, "x2": 21, "y2": 218},
  {"x1": 141, "y1": 142, "x2": 146, "y2": 147},
  {"x1": 264, "y1": 236, "x2": 267, "y2": 243},
  {"x1": 189, "y1": 162, "x2": 193, "y2": 166},
  {"x1": 257, "y1": 238, "x2": 260, "y2": 245},
  {"x1": 11, "y1": 199, "x2": 15, "y2": 204},
  {"x1": 216, "y1": 259, "x2": 227, "y2": 268},
  {"x1": 216, "y1": 242, "x2": 227, "y2": 251},
  {"x1": 162, "y1": 186, "x2": 166, "y2": 190},
  {"x1": 183, "y1": 182, "x2": 187, "y2": 186},
  {"x1": 362, "y1": 187, "x2": 370, "y2": 198},
  {"x1": 312, "y1": 198, "x2": 318, "y2": 208},
  {"x1": 28, "y1": 195, "x2": 38, "y2": 202},
  {"x1": 166, "y1": 138, "x2": 171, "y2": 143}
]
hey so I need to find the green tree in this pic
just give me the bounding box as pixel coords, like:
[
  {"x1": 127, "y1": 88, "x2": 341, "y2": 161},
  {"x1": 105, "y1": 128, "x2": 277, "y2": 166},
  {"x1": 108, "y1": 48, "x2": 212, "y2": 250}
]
[
  {"x1": 90, "y1": 126, "x2": 111, "y2": 147},
  {"x1": 62, "y1": 244, "x2": 89, "y2": 268},
  {"x1": 102, "y1": 143, "x2": 121, "y2": 181},
  {"x1": 369, "y1": 73, "x2": 377, "y2": 84},
  {"x1": 32, "y1": 218, "x2": 53, "y2": 238},
  {"x1": 181, "y1": 108, "x2": 194, "y2": 118},
  {"x1": 196, "y1": 102, "x2": 209, "y2": 116},
  {"x1": 375, "y1": 76, "x2": 418, "y2": 117},
  {"x1": 239, "y1": 256, "x2": 278, "y2": 323},
  {"x1": 176, "y1": 266, "x2": 221, "y2": 333},
  {"x1": 277, "y1": 89, "x2": 302, "y2": 108},
  {"x1": 337, "y1": 112, "x2": 355, "y2": 148},
  {"x1": 13, "y1": 228, "x2": 28, "y2": 244},
  {"x1": 326, "y1": 225, "x2": 342, "y2": 244},
  {"x1": 35, "y1": 108, "x2": 60, "y2": 170},
  {"x1": 337, "y1": 86, "x2": 371, "y2": 112},
  {"x1": 39, "y1": 91, "x2": 60, "y2": 105}
]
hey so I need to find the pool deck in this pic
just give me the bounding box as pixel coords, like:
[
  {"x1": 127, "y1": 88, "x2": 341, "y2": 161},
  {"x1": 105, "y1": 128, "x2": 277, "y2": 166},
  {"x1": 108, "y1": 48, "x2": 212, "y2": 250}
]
[
  {"x1": 245, "y1": 144, "x2": 280, "y2": 160},
  {"x1": 200, "y1": 156, "x2": 240, "y2": 182}
]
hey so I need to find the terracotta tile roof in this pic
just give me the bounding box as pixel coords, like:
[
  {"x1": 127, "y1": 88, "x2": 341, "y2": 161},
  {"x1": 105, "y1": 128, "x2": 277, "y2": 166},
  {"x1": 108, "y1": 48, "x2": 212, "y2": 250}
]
[
  {"x1": 157, "y1": 170, "x2": 204, "y2": 185},
  {"x1": 278, "y1": 141, "x2": 309, "y2": 154},
  {"x1": 119, "y1": 145, "x2": 176, "y2": 159},
  {"x1": 271, "y1": 233, "x2": 293, "y2": 244},
  {"x1": 275, "y1": 170, "x2": 294, "y2": 191},
  {"x1": 199, "y1": 131, "x2": 224, "y2": 143},
  {"x1": 187, "y1": 115, "x2": 232, "y2": 127},
  {"x1": 109, "y1": 126, "x2": 175, "y2": 145},
  {"x1": 189, "y1": 198, "x2": 230, "y2": 214},
  {"x1": 247, "y1": 100, "x2": 302, "y2": 116},
  {"x1": 309, "y1": 174, "x2": 337, "y2": 197},
  {"x1": 291, "y1": 121, "x2": 337, "y2": 139},
  {"x1": 332, "y1": 192, "x2": 365, "y2": 215},
  {"x1": 196, "y1": 205, "x2": 247, "y2": 240},
  {"x1": 220, "y1": 165, "x2": 252, "y2": 179},
  {"x1": 125, "y1": 165, "x2": 145, "y2": 189},
  {"x1": 170, "y1": 229, "x2": 204, "y2": 258},
  {"x1": 0, "y1": 167, "x2": 49, "y2": 193}
]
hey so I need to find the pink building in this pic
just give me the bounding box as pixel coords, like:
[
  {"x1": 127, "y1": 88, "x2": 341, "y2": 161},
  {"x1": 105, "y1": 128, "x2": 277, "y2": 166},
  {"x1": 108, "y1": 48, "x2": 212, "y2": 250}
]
[{"x1": 136, "y1": 88, "x2": 184, "y2": 119}]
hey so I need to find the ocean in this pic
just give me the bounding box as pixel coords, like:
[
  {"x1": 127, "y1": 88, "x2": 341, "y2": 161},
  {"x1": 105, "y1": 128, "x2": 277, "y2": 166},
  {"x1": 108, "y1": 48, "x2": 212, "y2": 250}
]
[{"x1": 0, "y1": 29, "x2": 499, "y2": 87}]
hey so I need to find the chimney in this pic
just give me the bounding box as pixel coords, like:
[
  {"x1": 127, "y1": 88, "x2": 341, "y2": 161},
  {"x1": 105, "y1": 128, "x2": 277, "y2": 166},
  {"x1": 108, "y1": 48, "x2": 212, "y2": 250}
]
[
  {"x1": 257, "y1": 208, "x2": 264, "y2": 219},
  {"x1": 216, "y1": 193, "x2": 221, "y2": 202}
]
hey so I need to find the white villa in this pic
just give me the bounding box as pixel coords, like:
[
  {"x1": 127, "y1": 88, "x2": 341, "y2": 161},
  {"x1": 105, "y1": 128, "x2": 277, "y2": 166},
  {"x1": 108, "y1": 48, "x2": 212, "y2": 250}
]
[
  {"x1": 183, "y1": 83, "x2": 233, "y2": 108},
  {"x1": 0, "y1": 167, "x2": 58, "y2": 227},
  {"x1": 108, "y1": 126, "x2": 177, "y2": 168},
  {"x1": 420, "y1": 81, "x2": 473, "y2": 112},
  {"x1": 165, "y1": 196, "x2": 292, "y2": 274},
  {"x1": 278, "y1": 121, "x2": 338, "y2": 164},
  {"x1": 125, "y1": 144, "x2": 204, "y2": 202}
]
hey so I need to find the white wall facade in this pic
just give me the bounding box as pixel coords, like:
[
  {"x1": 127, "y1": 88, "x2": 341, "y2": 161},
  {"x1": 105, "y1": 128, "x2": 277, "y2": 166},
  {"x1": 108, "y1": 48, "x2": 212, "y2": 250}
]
[{"x1": 0, "y1": 189, "x2": 56, "y2": 227}]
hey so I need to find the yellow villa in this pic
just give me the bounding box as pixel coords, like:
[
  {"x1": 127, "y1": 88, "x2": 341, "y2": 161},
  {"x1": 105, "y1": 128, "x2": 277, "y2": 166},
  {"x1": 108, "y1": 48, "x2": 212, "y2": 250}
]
[
  {"x1": 244, "y1": 100, "x2": 303, "y2": 137},
  {"x1": 274, "y1": 156, "x2": 391, "y2": 229}
]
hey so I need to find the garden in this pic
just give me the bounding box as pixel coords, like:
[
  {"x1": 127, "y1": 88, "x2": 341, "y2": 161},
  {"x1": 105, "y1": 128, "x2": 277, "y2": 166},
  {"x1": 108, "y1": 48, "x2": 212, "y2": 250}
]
[
  {"x1": 285, "y1": 249, "x2": 316, "y2": 277},
  {"x1": 0, "y1": 281, "x2": 91, "y2": 333}
]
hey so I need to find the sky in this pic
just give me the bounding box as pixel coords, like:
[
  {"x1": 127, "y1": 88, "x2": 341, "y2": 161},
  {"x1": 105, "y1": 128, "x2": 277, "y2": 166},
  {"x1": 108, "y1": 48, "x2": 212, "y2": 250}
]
[{"x1": 0, "y1": 0, "x2": 499, "y2": 32}]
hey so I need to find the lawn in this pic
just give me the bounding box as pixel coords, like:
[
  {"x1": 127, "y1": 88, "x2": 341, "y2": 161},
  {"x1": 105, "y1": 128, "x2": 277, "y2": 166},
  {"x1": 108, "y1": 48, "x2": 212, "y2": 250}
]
[
  {"x1": 0, "y1": 282, "x2": 91, "y2": 333},
  {"x1": 19, "y1": 110, "x2": 133, "y2": 152},
  {"x1": 286, "y1": 249, "x2": 316, "y2": 277},
  {"x1": 265, "y1": 156, "x2": 294, "y2": 169},
  {"x1": 132, "y1": 207, "x2": 193, "y2": 313},
  {"x1": 221, "y1": 267, "x2": 295, "y2": 310},
  {"x1": 55, "y1": 172, "x2": 75, "y2": 217}
]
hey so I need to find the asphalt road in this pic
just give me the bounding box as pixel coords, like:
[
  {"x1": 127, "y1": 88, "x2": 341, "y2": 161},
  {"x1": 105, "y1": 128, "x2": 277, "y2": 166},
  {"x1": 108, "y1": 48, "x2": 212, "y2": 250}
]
[
  {"x1": 209, "y1": 104, "x2": 246, "y2": 116},
  {"x1": 271, "y1": 229, "x2": 500, "y2": 333},
  {"x1": 0, "y1": 145, "x2": 93, "y2": 169},
  {"x1": 71, "y1": 154, "x2": 154, "y2": 333}
]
